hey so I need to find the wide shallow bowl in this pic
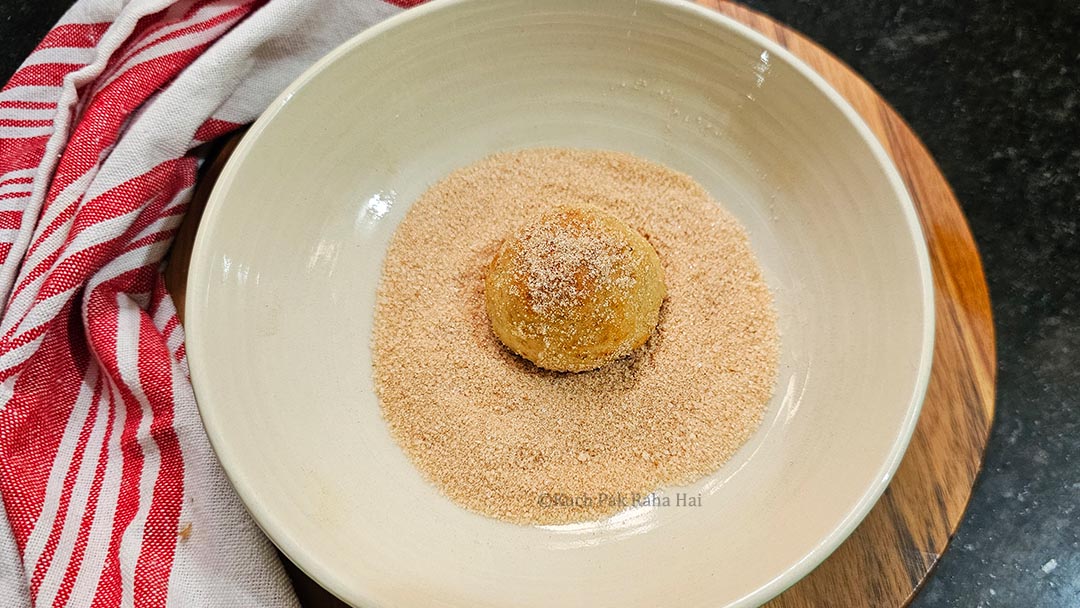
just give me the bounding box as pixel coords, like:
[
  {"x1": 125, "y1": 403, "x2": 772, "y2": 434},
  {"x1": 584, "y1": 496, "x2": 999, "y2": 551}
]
[{"x1": 186, "y1": 0, "x2": 934, "y2": 606}]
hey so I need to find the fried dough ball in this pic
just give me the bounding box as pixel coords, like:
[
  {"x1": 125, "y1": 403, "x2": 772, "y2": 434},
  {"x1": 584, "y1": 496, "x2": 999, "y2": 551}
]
[{"x1": 484, "y1": 204, "x2": 665, "y2": 372}]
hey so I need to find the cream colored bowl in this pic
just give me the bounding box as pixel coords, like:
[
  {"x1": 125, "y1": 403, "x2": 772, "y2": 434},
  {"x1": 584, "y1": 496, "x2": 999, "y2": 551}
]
[{"x1": 186, "y1": 0, "x2": 934, "y2": 606}]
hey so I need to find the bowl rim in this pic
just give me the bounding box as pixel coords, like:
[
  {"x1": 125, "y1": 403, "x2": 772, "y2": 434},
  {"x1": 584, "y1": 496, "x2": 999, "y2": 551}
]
[{"x1": 185, "y1": 0, "x2": 936, "y2": 606}]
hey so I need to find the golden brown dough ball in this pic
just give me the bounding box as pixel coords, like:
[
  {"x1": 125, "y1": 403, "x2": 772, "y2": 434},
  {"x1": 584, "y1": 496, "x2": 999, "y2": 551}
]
[{"x1": 485, "y1": 204, "x2": 665, "y2": 372}]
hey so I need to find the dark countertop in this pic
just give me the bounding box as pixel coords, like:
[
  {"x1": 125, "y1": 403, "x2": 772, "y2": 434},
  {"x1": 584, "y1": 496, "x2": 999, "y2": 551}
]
[{"x1": 2, "y1": 1, "x2": 1077, "y2": 606}]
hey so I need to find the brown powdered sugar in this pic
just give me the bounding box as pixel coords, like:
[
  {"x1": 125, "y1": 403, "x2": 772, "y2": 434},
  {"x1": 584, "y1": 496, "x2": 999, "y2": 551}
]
[{"x1": 372, "y1": 148, "x2": 779, "y2": 525}]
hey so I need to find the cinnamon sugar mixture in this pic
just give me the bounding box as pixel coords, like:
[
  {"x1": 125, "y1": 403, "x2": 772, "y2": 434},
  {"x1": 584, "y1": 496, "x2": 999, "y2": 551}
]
[
  {"x1": 513, "y1": 208, "x2": 635, "y2": 316},
  {"x1": 372, "y1": 148, "x2": 779, "y2": 525}
]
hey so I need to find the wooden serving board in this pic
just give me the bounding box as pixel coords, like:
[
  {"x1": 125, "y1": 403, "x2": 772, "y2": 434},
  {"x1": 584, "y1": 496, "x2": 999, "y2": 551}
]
[{"x1": 163, "y1": 2, "x2": 996, "y2": 606}]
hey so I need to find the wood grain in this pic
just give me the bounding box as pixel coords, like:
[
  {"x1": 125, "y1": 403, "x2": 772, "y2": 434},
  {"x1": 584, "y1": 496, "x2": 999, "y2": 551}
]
[{"x1": 164, "y1": 2, "x2": 996, "y2": 606}]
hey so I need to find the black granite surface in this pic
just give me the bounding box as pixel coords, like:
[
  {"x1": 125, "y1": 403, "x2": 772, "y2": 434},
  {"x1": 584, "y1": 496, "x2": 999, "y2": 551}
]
[{"x1": 1, "y1": 1, "x2": 1077, "y2": 606}]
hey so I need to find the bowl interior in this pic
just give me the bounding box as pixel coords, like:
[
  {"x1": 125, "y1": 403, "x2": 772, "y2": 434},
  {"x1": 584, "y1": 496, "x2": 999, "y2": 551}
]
[{"x1": 187, "y1": 0, "x2": 933, "y2": 606}]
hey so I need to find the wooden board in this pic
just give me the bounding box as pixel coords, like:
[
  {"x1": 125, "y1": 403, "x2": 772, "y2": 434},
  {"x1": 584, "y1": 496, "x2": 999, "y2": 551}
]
[{"x1": 163, "y1": 2, "x2": 996, "y2": 606}]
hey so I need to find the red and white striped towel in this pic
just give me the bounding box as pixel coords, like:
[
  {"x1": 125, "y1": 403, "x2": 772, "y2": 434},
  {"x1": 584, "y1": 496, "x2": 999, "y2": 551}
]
[{"x1": 0, "y1": 1, "x2": 422, "y2": 605}]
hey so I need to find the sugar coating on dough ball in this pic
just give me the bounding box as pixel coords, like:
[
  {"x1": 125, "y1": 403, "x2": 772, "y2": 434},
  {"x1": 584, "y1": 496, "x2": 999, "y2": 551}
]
[{"x1": 485, "y1": 204, "x2": 666, "y2": 372}]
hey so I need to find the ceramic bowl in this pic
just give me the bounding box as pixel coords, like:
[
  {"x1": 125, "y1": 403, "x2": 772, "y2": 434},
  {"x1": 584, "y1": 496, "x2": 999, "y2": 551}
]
[{"x1": 186, "y1": 0, "x2": 934, "y2": 605}]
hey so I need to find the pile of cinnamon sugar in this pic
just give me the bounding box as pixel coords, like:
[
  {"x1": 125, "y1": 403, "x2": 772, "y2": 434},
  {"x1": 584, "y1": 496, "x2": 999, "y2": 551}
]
[{"x1": 372, "y1": 148, "x2": 779, "y2": 525}]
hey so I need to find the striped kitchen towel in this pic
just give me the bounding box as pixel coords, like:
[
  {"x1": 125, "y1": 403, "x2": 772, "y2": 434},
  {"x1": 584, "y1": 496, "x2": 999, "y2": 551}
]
[{"x1": 0, "y1": 1, "x2": 421, "y2": 605}]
